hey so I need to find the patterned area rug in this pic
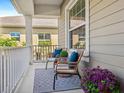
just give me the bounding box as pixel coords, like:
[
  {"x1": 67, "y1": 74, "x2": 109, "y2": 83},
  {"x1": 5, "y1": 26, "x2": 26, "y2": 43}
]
[{"x1": 33, "y1": 68, "x2": 81, "y2": 93}]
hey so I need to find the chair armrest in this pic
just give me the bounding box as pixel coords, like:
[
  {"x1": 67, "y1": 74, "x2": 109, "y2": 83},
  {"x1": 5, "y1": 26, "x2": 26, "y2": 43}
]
[
  {"x1": 57, "y1": 61, "x2": 68, "y2": 64},
  {"x1": 55, "y1": 61, "x2": 77, "y2": 71},
  {"x1": 55, "y1": 60, "x2": 68, "y2": 71},
  {"x1": 47, "y1": 52, "x2": 53, "y2": 58},
  {"x1": 68, "y1": 62, "x2": 77, "y2": 65},
  {"x1": 68, "y1": 62, "x2": 77, "y2": 67}
]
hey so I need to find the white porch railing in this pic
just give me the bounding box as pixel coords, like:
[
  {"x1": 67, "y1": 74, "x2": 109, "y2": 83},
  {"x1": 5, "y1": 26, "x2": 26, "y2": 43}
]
[
  {"x1": 0, "y1": 47, "x2": 31, "y2": 93},
  {"x1": 32, "y1": 45, "x2": 84, "y2": 62},
  {"x1": 32, "y1": 45, "x2": 59, "y2": 62}
]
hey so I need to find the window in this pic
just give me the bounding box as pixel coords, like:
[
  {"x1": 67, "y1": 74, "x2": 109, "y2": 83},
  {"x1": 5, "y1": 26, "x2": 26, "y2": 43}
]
[
  {"x1": 45, "y1": 34, "x2": 51, "y2": 40},
  {"x1": 66, "y1": 0, "x2": 89, "y2": 57},
  {"x1": 68, "y1": 0, "x2": 85, "y2": 48},
  {"x1": 38, "y1": 33, "x2": 51, "y2": 41},
  {"x1": 38, "y1": 34, "x2": 44, "y2": 40},
  {"x1": 70, "y1": 26, "x2": 85, "y2": 48},
  {"x1": 38, "y1": 33, "x2": 51, "y2": 45},
  {"x1": 10, "y1": 32, "x2": 20, "y2": 41},
  {"x1": 69, "y1": 0, "x2": 85, "y2": 29}
]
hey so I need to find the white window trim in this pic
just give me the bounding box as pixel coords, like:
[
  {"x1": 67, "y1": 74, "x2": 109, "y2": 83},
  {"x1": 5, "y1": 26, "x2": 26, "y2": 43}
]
[
  {"x1": 69, "y1": 22, "x2": 85, "y2": 32},
  {"x1": 38, "y1": 33, "x2": 51, "y2": 41},
  {"x1": 85, "y1": 0, "x2": 90, "y2": 56},
  {"x1": 65, "y1": 0, "x2": 90, "y2": 57},
  {"x1": 65, "y1": 0, "x2": 78, "y2": 48},
  {"x1": 10, "y1": 32, "x2": 20, "y2": 41}
]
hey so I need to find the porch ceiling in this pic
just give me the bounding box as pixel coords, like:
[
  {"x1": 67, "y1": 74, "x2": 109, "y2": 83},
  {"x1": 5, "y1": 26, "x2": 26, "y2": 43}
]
[
  {"x1": 12, "y1": 0, "x2": 64, "y2": 17},
  {"x1": 34, "y1": 0, "x2": 63, "y2": 5}
]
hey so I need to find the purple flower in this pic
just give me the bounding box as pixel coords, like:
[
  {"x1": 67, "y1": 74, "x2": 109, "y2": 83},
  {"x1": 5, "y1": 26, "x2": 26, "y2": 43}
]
[{"x1": 81, "y1": 66, "x2": 120, "y2": 93}]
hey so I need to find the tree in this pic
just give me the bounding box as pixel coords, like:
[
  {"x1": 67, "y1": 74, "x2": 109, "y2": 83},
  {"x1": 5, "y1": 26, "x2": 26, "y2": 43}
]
[{"x1": 0, "y1": 38, "x2": 17, "y2": 47}]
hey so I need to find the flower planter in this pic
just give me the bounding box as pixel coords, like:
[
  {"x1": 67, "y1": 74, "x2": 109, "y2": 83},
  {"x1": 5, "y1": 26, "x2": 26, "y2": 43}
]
[{"x1": 81, "y1": 66, "x2": 120, "y2": 93}]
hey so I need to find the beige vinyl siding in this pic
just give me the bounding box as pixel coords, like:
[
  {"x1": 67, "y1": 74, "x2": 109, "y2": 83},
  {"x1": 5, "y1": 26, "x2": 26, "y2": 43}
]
[
  {"x1": 90, "y1": 0, "x2": 124, "y2": 90},
  {"x1": 51, "y1": 35, "x2": 58, "y2": 45},
  {"x1": 58, "y1": 0, "x2": 69, "y2": 48},
  {"x1": 20, "y1": 34, "x2": 26, "y2": 42},
  {"x1": 0, "y1": 27, "x2": 58, "y2": 34},
  {"x1": 0, "y1": 27, "x2": 58, "y2": 45}
]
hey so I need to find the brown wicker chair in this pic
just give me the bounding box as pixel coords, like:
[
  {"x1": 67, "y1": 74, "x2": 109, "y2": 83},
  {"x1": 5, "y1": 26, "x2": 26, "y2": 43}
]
[
  {"x1": 45, "y1": 48, "x2": 68, "y2": 70},
  {"x1": 45, "y1": 52, "x2": 59, "y2": 70},
  {"x1": 53, "y1": 50, "x2": 84, "y2": 90}
]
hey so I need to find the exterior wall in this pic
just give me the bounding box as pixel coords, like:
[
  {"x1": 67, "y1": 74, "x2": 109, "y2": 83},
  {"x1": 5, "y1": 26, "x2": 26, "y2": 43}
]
[
  {"x1": 90, "y1": 0, "x2": 124, "y2": 90},
  {"x1": 0, "y1": 34, "x2": 10, "y2": 38},
  {"x1": 0, "y1": 27, "x2": 58, "y2": 45},
  {"x1": 58, "y1": 0, "x2": 69, "y2": 48},
  {"x1": 0, "y1": 27, "x2": 25, "y2": 34},
  {"x1": 0, "y1": 27, "x2": 58, "y2": 34},
  {"x1": 51, "y1": 34, "x2": 58, "y2": 45},
  {"x1": 32, "y1": 34, "x2": 38, "y2": 45},
  {"x1": 20, "y1": 34, "x2": 26, "y2": 43}
]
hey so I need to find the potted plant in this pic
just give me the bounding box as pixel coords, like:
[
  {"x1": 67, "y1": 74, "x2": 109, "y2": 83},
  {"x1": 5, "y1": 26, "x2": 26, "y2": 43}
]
[
  {"x1": 81, "y1": 66, "x2": 120, "y2": 93},
  {"x1": 60, "y1": 50, "x2": 68, "y2": 57}
]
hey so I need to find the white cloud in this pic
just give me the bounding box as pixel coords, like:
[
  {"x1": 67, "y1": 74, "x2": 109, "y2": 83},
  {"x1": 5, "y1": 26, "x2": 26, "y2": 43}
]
[{"x1": 0, "y1": 10, "x2": 22, "y2": 17}]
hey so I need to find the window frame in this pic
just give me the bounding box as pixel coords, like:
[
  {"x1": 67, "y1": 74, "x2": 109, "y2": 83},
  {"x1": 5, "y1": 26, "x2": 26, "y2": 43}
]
[
  {"x1": 65, "y1": 0, "x2": 90, "y2": 56},
  {"x1": 69, "y1": 0, "x2": 85, "y2": 29},
  {"x1": 10, "y1": 32, "x2": 20, "y2": 41},
  {"x1": 38, "y1": 33, "x2": 51, "y2": 41}
]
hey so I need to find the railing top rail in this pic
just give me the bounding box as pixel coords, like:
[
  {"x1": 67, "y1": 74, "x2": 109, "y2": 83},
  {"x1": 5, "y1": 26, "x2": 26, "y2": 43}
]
[
  {"x1": 0, "y1": 46, "x2": 31, "y2": 50},
  {"x1": 32, "y1": 45, "x2": 60, "y2": 46}
]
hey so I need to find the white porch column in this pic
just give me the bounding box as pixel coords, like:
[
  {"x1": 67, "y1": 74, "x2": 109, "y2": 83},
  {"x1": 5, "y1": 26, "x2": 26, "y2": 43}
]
[
  {"x1": 25, "y1": 15, "x2": 33, "y2": 46},
  {"x1": 24, "y1": 15, "x2": 33, "y2": 64},
  {"x1": 65, "y1": 9, "x2": 69, "y2": 49}
]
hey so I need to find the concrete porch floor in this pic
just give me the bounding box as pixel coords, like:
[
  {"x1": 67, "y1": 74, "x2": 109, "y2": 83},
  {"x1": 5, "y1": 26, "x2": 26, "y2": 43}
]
[{"x1": 14, "y1": 62, "x2": 83, "y2": 93}]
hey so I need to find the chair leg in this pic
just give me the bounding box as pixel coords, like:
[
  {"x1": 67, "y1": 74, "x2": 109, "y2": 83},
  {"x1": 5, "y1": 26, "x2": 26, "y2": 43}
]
[
  {"x1": 45, "y1": 60, "x2": 49, "y2": 70},
  {"x1": 53, "y1": 73, "x2": 57, "y2": 90},
  {"x1": 56, "y1": 73, "x2": 58, "y2": 80},
  {"x1": 78, "y1": 74, "x2": 81, "y2": 79},
  {"x1": 53, "y1": 62, "x2": 55, "y2": 69}
]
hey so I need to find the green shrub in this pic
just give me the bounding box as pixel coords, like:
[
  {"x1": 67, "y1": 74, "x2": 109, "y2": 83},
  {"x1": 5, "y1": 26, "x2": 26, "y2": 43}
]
[
  {"x1": 38, "y1": 41, "x2": 51, "y2": 45},
  {"x1": 0, "y1": 38, "x2": 17, "y2": 47},
  {"x1": 21, "y1": 42, "x2": 26, "y2": 46}
]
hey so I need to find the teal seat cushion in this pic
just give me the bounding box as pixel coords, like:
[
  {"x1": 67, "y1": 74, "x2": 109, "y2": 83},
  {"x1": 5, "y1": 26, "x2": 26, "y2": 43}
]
[{"x1": 69, "y1": 52, "x2": 79, "y2": 62}]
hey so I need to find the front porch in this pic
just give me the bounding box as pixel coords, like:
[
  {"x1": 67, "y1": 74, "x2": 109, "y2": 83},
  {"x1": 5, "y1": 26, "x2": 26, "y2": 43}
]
[
  {"x1": 0, "y1": 47, "x2": 84, "y2": 93},
  {"x1": 0, "y1": 0, "x2": 124, "y2": 92},
  {"x1": 14, "y1": 63, "x2": 83, "y2": 93}
]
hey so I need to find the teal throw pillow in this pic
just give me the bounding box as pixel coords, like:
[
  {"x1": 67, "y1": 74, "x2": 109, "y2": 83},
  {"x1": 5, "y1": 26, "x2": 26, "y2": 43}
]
[
  {"x1": 69, "y1": 52, "x2": 79, "y2": 62},
  {"x1": 53, "y1": 48, "x2": 62, "y2": 57}
]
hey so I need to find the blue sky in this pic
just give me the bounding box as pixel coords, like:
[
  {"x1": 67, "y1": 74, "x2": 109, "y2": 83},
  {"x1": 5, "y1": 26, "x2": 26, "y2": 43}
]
[{"x1": 0, "y1": 0, "x2": 21, "y2": 17}]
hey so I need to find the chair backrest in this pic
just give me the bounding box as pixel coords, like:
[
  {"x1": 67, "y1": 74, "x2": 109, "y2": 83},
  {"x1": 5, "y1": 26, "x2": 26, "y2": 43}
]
[
  {"x1": 72, "y1": 50, "x2": 84, "y2": 71},
  {"x1": 77, "y1": 50, "x2": 84, "y2": 64},
  {"x1": 72, "y1": 50, "x2": 84, "y2": 72}
]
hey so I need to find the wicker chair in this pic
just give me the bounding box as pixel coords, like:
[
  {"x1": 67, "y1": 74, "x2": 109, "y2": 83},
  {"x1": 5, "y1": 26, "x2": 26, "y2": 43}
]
[
  {"x1": 53, "y1": 50, "x2": 84, "y2": 90},
  {"x1": 45, "y1": 52, "x2": 58, "y2": 70},
  {"x1": 45, "y1": 48, "x2": 68, "y2": 70}
]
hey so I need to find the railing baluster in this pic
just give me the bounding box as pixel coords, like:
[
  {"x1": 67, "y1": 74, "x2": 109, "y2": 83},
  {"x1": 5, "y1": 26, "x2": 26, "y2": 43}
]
[
  {"x1": 2, "y1": 55, "x2": 4, "y2": 93},
  {"x1": 0, "y1": 47, "x2": 30, "y2": 93},
  {"x1": 46, "y1": 45, "x2": 48, "y2": 60},
  {"x1": 0, "y1": 50, "x2": 2, "y2": 93},
  {"x1": 32, "y1": 45, "x2": 63, "y2": 62},
  {"x1": 32, "y1": 45, "x2": 84, "y2": 62},
  {"x1": 42, "y1": 45, "x2": 44, "y2": 61},
  {"x1": 40, "y1": 45, "x2": 42, "y2": 61}
]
